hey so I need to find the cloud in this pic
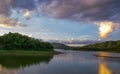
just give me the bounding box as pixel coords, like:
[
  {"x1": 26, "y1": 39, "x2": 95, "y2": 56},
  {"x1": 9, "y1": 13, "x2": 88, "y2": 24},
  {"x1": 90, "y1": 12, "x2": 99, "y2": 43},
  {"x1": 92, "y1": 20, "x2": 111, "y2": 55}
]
[
  {"x1": 0, "y1": 0, "x2": 32, "y2": 28},
  {"x1": 97, "y1": 21, "x2": 119, "y2": 38},
  {"x1": 0, "y1": 16, "x2": 26, "y2": 28},
  {"x1": 42, "y1": 0, "x2": 120, "y2": 22},
  {"x1": 0, "y1": 0, "x2": 119, "y2": 39},
  {"x1": 38, "y1": 0, "x2": 120, "y2": 39},
  {"x1": 0, "y1": 0, "x2": 119, "y2": 22},
  {"x1": 0, "y1": 0, "x2": 10, "y2": 16},
  {"x1": 23, "y1": 10, "x2": 32, "y2": 19},
  {"x1": 9, "y1": 0, "x2": 36, "y2": 10}
]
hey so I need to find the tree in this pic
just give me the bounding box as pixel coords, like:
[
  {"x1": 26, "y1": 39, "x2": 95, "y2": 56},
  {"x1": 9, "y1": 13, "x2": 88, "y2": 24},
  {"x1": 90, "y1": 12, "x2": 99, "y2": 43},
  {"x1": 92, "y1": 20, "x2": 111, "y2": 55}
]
[{"x1": 0, "y1": 32, "x2": 53, "y2": 51}]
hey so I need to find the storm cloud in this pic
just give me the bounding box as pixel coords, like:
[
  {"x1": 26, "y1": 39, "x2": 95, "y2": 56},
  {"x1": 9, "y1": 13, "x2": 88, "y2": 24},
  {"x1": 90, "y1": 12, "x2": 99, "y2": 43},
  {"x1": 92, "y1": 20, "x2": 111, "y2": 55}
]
[
  {"x1": 42, "y1": 0, "x2": 120, "y2": 22},
  {"x1": 0, "y1": 0, "x2": 120, "y2": 22},
  {"x1": 9, "y1": 0, "x2": 36, "y2": 10},
  {"x1": 0, "y1": 0, "x2": 10, "y2": 16},
  {"x1": 0, "y1": 0, "x2": 120, "y2": 27}
]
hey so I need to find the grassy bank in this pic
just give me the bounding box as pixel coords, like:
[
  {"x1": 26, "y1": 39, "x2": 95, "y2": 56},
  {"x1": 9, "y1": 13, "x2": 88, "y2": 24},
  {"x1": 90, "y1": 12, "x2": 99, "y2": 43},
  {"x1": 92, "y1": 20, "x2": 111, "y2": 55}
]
[{"x1": 0, "y1": 50, "x2": 58, "y2": 56}]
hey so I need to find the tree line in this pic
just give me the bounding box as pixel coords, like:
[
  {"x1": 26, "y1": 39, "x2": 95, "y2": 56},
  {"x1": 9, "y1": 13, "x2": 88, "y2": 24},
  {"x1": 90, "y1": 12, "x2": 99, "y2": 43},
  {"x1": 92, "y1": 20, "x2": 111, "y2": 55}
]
[
  {"x1": 73, "y1": 40, "x2": 120, "y2": 52},
  {"x1": 0, "y1": 32, "x2": 53, "y2": 51}
]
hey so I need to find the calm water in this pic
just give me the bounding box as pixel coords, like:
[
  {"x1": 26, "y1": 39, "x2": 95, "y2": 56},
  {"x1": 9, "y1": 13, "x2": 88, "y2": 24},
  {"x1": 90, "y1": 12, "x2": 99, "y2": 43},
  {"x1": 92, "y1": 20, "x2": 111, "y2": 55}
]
[{"x1": 0, "y1": 49, "x2": 120, "y2": 74}]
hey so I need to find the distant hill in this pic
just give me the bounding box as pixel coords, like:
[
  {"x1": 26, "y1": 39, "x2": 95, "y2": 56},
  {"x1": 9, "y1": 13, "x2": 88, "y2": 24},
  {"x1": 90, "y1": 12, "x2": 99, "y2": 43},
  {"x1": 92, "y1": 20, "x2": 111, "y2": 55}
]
[
  {"x1": 73, "y1": 40, "x2": 120, "y2": 52},
  {"x1": 52, "y1": 43, "x2": 70, "y2": 50},
  {"x1": 0, "y1": 32, "x2": 53, "y2": 51}
]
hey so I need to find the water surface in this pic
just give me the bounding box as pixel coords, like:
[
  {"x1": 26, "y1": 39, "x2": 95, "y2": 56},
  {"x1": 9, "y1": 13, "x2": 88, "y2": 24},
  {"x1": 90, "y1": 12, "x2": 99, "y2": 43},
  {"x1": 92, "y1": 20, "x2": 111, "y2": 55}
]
[{"x1": 0, "y1": 49, "x2": 120, "y2": 74}]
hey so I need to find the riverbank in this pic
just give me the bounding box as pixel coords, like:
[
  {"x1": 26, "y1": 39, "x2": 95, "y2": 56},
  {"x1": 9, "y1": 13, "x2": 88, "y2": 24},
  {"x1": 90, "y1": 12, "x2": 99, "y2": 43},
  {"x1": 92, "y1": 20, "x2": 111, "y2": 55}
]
[{"x1": 0, "y1": 50, "x2": 59, "y2": 56}]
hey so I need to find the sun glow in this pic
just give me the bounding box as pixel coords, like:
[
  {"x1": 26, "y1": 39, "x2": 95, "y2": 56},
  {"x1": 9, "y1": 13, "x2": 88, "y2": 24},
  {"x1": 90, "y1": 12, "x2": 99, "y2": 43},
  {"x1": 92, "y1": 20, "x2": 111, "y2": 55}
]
[
  {"x1": 97, "y1": 21, "x2": 119, "y2": 38},
  {"x1": 99, "y1": 62, "x2": 112, "y2": 74},
  {"x1": 23, "y1": 10, "x2": 31, "y2": 19},
  {"x1": 98, "y1": 52, "x2": 113, "y2": 74}
]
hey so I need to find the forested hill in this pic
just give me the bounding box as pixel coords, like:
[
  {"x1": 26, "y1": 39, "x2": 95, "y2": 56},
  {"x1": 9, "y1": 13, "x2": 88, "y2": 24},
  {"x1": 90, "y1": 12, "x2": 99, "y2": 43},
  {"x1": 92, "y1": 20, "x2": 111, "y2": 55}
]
[
  {"x1": 52, "y1": 43, "x2": 70, "y2": 50},
  {"x1": 0, "y1": 32, "x2": 53, "y2": 51},
  {"x1": 73, "y1": 40, "x2": 120, "y2": 52}
]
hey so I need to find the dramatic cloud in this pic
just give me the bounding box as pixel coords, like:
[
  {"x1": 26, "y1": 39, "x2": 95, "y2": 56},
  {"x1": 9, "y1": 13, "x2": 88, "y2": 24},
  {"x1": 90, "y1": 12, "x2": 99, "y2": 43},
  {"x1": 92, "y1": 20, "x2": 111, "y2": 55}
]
[
  {"x1": 39, "y1": 0, "x2": 120, "y2": 38},
  {"x1": 0, "y1": 16, "x2": 26, "y2": 28},
  {"x1": 97, "y1": 21, "x2": 119, "y2": 38},
  {"x1": 0, "y1": 0, "x2": 10, "y2": 16},
  {"x1": 9, "y1": 0, "x2": 36, "y2": 10},
  {"x1": 0, "y1": 0, "x2": 120, "y2": 22},
  {"x1": 41, "y1": 0, "x2": 120, "y2": 22},
  {"x1": 0, "y1": 0, "x2": 120, "y2": 39}
]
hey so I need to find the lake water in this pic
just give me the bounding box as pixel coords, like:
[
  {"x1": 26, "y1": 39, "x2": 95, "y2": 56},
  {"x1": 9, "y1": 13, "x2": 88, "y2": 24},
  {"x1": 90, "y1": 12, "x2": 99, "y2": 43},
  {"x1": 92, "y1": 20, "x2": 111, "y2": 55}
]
[{"x1": 0, "y1": 49, "x2": 120, "y2": 74}]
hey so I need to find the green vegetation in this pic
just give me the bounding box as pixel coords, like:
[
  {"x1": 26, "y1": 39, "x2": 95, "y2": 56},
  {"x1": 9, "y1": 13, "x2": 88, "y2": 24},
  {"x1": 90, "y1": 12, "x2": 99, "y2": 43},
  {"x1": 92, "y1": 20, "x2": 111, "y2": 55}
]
[
  {"x1": 0, "y1": 50, "x2": 57, "y2": 56},
  {"x1": 0, "y1": 54, "x2": 53, "y2": 69},
  {"x1": 0, "y1": 32, "x2": 53, "y2": 51},
  {"x1": 52, "y1": 43, "x2": 70, "y2": 50},
  {"x1": 73, "y1": 40, "x2": 120, "y2": 52}
]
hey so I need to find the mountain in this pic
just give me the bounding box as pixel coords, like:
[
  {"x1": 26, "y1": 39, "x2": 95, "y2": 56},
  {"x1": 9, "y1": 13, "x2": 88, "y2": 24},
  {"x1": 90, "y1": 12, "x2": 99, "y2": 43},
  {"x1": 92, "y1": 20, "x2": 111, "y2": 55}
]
[
  {"x1": 0, "y1": 32, "x2": 53, "y2": 51},
  {"x1": 49, "y1": 40, "x2": 101, "y2": 44},
  {"x1": 52, "y1": 43, "x2": 70, "y2": 50},
  {"x1": 73, "y1": 40, "x2": 120, "y2": 52}
]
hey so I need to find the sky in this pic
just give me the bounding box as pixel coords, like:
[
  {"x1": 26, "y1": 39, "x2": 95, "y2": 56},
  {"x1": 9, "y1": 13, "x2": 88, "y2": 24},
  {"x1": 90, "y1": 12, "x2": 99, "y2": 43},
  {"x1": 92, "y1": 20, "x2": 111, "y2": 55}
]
[{"x1": 0, "y1": 0, "x2": 120, "y2": 42}]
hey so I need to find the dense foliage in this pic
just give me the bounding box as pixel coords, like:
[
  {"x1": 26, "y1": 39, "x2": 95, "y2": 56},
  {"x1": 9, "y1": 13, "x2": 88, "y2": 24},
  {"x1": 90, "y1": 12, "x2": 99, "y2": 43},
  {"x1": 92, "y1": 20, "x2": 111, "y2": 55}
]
[
  {"x1": 73, "y1": 40, "x2": 120, "y2": 52},
  {"x1": 0, "y1": 32, "x2": 53, "y2": 51}
]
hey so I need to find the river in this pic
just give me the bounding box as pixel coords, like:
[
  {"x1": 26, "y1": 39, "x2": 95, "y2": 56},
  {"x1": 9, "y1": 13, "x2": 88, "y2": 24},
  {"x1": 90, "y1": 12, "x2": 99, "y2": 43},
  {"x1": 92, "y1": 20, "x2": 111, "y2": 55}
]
[{"x1": 0, "y1": 49, "x2": 120, "y2": 74}]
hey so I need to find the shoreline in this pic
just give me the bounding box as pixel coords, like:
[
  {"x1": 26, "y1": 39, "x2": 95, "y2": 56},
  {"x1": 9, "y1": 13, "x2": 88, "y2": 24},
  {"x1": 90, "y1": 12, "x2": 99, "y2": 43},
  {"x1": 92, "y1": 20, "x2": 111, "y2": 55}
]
[{"x1": 0, "y1": 50, "x2": 59, "y2": 56}]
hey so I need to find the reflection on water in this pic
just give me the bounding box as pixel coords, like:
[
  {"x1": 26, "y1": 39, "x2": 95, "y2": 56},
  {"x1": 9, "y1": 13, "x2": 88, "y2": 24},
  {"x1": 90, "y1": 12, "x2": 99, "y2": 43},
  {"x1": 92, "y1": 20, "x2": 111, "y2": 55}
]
[
  {"x1": 98, "y1": 52, "x2": 112, "y2": 74},
  {"x1": 0, "y1": 50, "x2": 120, "y2": 74},
  {"x1": 98, "y1": 52, "x2": 120, "y2": 74},
  {"x1": 0, "y1": 65, "x2": 17, "y2": 74},
  {"x1": 0, "y1": 55, "x2": 53, "y2": 74},
  {"x1": 99, "y1": 62, "x2": 112, "y2": 74},
  {"x1": 0, "y1": 55, "x2": 53, "y2": 69}
]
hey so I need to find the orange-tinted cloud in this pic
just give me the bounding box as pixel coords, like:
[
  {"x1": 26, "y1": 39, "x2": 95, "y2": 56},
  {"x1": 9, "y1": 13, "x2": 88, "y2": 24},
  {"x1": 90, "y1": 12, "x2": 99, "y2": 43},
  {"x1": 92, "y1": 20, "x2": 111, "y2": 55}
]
[
  {"x1": 97, "y1": 21, "x2": 119, "y2": 38},
  {"x1": 0, "y1": 16, "x2": 26, "y2": 28}
]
